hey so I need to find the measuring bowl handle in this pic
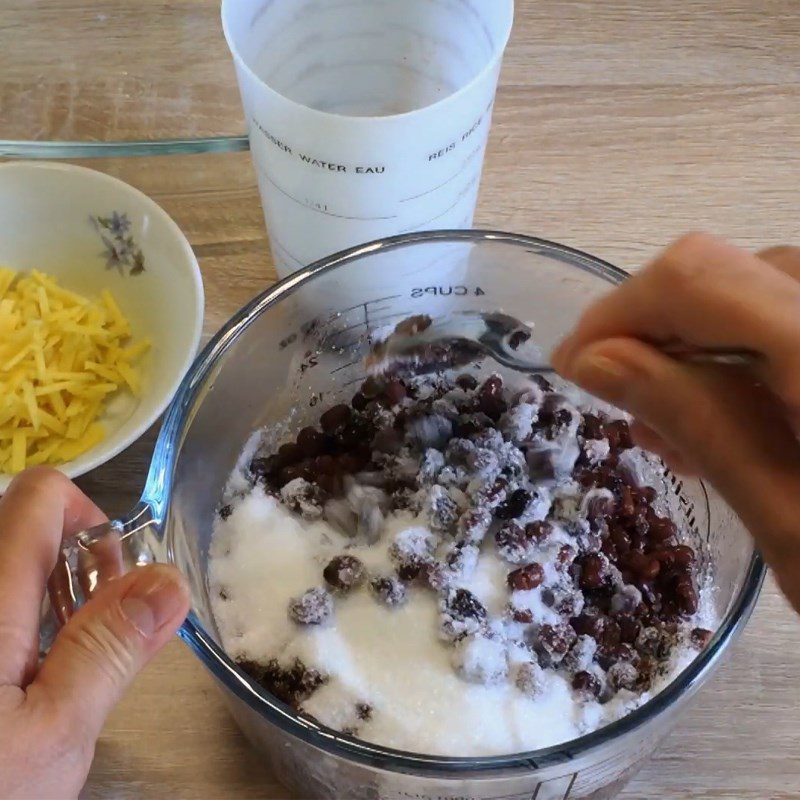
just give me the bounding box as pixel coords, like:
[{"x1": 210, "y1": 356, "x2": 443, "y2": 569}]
[{"x1": 40, "y1": 502, "x2": 161, "y2": 655}]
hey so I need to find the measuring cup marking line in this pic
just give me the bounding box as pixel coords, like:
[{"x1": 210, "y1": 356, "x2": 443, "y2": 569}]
[
  {"x1": 364, "y1": 305, "x2": 392, "y2": 318},
  {"x1": 323, "y1": 309, "x2": 415, "y2": 339},
  {"x1": 327, "y1": 312, "x2": 419, "y2": 350},
  {"x1": 367, "y1": 309, "x2": 416, "y2": 327},
  {"x1": 271, "y1": 242, "x2": 305, "y2": 269},
  {"x1": 362, "y1": 299, "x2": 375, "y2": 344},
  {"x1": 327, "y1": 337, "x2": 366, "y2": 352},
  {"x1": 408, "y1": 171, "x2": 481, "y2": 231},
  {"x1": 481, "y1": 793, "x2": 534, "y2": 800},
  {"x1": 300, "y1": 56, "x2": 461, "y2": 100},
  {"x1": 462, "y1": 0, "x2": 499, "y2": 50},
  {"x1": 312, "y1": 306, "x2": 396, "y2": 348},
  {"x1": 400, "y1": 142, "x2": 484, "y2": 203},
  {"x1": 400, "y1": 172, "x2": 480, "y2": 233},
  {"x1": 262, "y1": 170, "x2": 399, "y2": 222},
  {"x1": 269, "y1": 232, "x2": 306, "y2": 268},
  {"x1": 299, "y1": 297, "x2": 405, "y2": 352},
  {"x1": 248, "y1": 0, "x2": 277, "y2": 31},
  {"x1": 562, "y1": 773, "x2": 578, "y2": 798},
  {"x1": 330, "y1": 359, "x2": 361, "y2": 375},
  {"x1": 340, "y1": 374, "x2": 368, "y2": 388},
  {"x1": 334, "y1": 294, "x2": 404, "y2": 315}
]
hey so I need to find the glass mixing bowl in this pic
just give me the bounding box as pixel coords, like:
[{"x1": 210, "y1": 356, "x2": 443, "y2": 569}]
[{"x1": 46, "y1": 230, "x2": 765, "y2": 800}]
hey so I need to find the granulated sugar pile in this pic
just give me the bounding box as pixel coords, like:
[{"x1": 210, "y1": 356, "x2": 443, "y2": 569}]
[{"x1": 210, "y1": 371, "x2": 716, "y2": 756}]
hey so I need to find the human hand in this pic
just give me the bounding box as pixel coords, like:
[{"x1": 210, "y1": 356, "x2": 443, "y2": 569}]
[
  {"x1": 553, "y1": 233, "x2": 800, "y2": 613},
  {"x1": 0, "y1": 468, "x2": 190, "y2": 799}
]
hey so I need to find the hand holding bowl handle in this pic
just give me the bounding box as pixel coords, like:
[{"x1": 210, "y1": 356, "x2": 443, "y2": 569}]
[{"x1": 0, "y1": 468, "x2": 189, "y2": 799}]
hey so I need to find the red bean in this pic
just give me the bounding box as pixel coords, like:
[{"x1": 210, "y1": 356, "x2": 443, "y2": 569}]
[
  {"x1": 297, "y1": 427, "x2": 325, "y2": 458},
  {"x1": 507, "y1": 563, "x2": 544, "y2": 591},
  {"x1": 320, "y1": 403, "x2": 352, "y2": 433},
  {"x1": 277, "y1": 442, "x2": 303, "y2": 467}
]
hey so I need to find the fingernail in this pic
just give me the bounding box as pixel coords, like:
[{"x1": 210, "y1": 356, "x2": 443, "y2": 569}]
[
  {"x1": 571, "y1": 352, "x2": 631, "y2": 403},
  {"x1": 120, "y1": 565, "x2": 190, "y2": 638}
]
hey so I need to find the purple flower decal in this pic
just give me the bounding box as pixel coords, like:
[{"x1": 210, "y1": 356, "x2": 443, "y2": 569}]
[{"x1": 91, "y1": 212, "x2": 145, "y2": 276}]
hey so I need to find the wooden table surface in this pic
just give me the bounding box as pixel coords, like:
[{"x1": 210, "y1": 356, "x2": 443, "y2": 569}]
[{"x1": 4, "y1": 1, "x2": 800, "y2": 798}]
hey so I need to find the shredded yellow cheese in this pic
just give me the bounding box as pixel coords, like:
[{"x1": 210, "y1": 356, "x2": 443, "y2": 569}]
[{"x1": 0, "y1": 268, "x2": 150, "y2": 474}]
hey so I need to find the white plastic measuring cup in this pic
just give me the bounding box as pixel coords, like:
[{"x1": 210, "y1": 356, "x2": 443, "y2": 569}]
[{"x1": 222, "y1": 0, "x2": 514, "y2": 278}]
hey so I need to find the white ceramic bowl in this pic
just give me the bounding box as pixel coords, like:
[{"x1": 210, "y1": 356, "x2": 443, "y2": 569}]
[{"x1": 0, "y1": 161, "x2": 204, "y2": 491}]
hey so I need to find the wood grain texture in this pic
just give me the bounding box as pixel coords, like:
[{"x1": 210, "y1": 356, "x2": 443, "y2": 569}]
[{"x1": 3, "y1": 1, "x2": 800, "y2": 798}]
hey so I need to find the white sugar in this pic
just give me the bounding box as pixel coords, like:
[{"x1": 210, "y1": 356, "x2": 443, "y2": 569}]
[
  {"x1": 210, "y1": 492, "x2": 715, "y2": 756},
  {"x1": 209, "y1": 373, "x2": 718, "y2": 758},
  {"x1": 210, "y1": 494, "x2": 585, "y2": 754}
]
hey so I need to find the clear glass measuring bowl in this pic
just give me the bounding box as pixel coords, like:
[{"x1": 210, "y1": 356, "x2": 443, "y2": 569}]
[{"x1": 45, "y1": 230, "x2": 765, "y2": 800}]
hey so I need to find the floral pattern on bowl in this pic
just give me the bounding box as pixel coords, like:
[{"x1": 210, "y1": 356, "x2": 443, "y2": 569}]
[{"x1": 91, "y1": 211, "x2": 145, "y2": 275}]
